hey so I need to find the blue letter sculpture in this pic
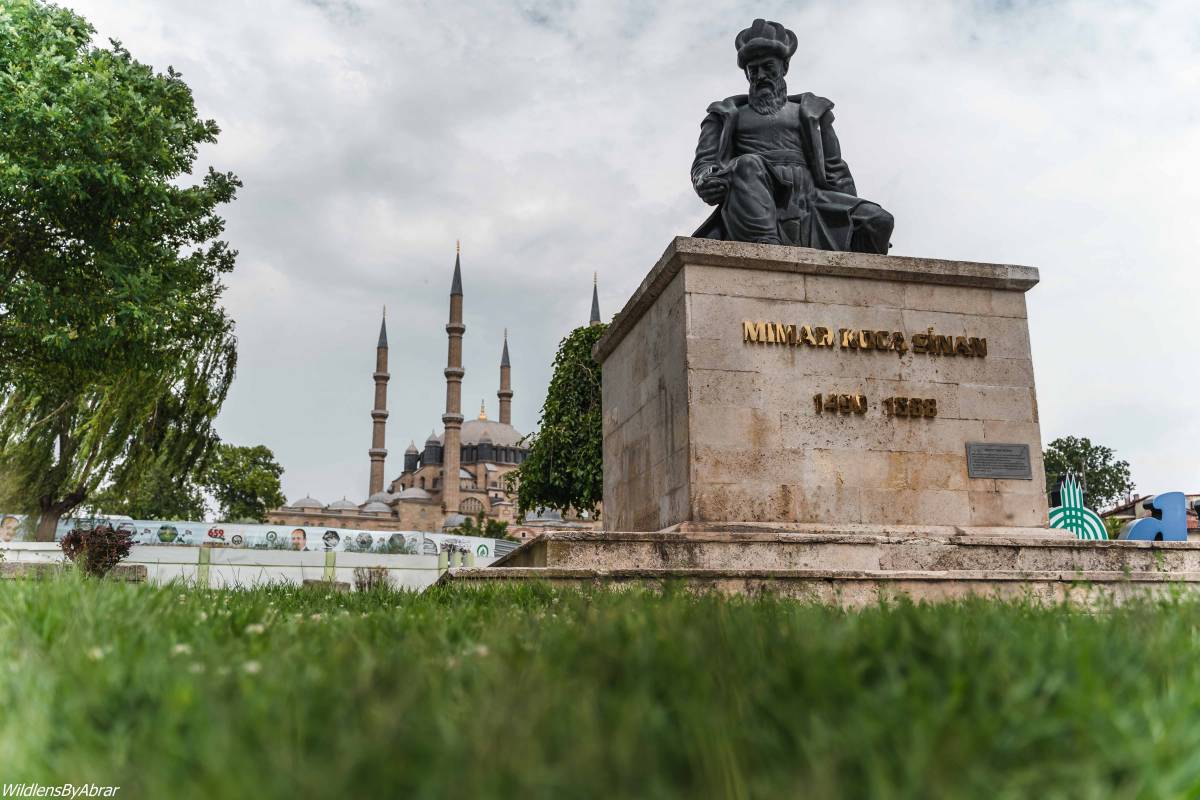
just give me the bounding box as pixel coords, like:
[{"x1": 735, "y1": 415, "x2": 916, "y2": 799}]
[
  {"x1": 1118, "y1": 492, "x2": 1188, "y2": 541},
  {"x1": 1048, "y1": 473, "x2": 1108, "y2": 540}
]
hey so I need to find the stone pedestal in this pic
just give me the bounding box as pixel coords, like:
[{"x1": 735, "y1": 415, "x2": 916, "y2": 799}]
[{"x1": 593, "y1": 237, "x2": 1050, "y2": 534}]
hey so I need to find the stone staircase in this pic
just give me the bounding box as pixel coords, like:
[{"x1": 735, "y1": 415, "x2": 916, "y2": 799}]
[{"x1": 438, "y1": 530, "x2": 1200, "y2": 606}]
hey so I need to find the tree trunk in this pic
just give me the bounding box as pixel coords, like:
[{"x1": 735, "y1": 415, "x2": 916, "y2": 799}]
[
  {"x1": 34, "y1": 510, "x2": 62, "y2": 543},
  {"x1": 34, "y1": 489, "x2": 87, "y2": 542}
]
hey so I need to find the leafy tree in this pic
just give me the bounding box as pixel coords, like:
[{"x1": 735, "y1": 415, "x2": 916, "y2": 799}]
[
  {"x1": 506, "y1": 324, "x2": 606, "y2": 519},
  {"x1": 0, "y1": 331, "x2": 235, "y2": 540},
  {"x1": 1044, "y1": 436, "x2": 1135, "y2": 512},
  {"x1": 449, "y1": 512, "x2": 513, "y2": 541},
  {"x1": 203, "y1": 443, "x2": 285, "y2": 523},
  {"x1": 89, "y1": 455, "x2": 208, "y2": 520},
  {"x1": 0, "y1": 1, "x2": 240, "y2": 539}
]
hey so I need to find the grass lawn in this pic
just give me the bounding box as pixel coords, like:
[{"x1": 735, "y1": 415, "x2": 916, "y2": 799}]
[{"x1": 2, "y1": 576, "x2": 1200, "y2": 798}]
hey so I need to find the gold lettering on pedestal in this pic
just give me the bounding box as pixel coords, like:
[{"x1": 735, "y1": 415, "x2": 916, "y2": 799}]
[
  {"x1": 743, "y1": 321, "x2": 768, "y2": 343},
  {"x1": 883, "y1": 397, "x2": 938, "y2": 418},
  {"x1": 744, "y1": 321, "x2": 987, "y2": 358},
  {"x1": 813, "y1": 393, "x2": 868, "y2": 415}
]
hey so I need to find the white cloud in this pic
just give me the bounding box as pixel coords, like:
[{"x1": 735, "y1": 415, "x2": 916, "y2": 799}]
[{"x1": 67, "y1": 0, "x2": 1200, "y2": 503}]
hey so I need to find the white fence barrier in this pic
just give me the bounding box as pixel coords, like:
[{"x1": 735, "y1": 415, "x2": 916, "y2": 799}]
[{"x1": 0, "y1": 542, "x2": 489, "y2": 591}]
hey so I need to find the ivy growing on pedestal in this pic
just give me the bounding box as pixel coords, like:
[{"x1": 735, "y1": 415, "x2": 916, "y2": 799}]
[{"x1": 507, "y1": 324, "x2": 606, "y2": 520}]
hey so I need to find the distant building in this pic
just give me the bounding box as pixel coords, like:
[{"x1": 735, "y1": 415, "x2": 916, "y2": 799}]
[
  {"x1": 268, "y1": 248, "x2": 602, "y2": 533},
  {"x1": 1101, "y1": 493, "x2": 1200, "y2": 538}
]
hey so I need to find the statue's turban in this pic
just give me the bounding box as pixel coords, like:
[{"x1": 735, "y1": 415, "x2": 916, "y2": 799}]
[{"x1": 735, "y1": 18, "x2": 798, "y2": 69}]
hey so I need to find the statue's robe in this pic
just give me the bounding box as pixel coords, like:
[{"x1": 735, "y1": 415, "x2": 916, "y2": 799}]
[{"x1": 691, "y1": 92, "x2": 893, "y2": 254}]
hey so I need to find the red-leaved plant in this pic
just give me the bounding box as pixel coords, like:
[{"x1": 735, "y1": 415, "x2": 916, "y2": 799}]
[{"x1": 60, "y1": 523, "x2": 134, "y2": 578}]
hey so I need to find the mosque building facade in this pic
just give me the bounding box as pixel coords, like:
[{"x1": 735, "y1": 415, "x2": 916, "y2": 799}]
[{"x1": 267, "y1": 248, "x2": 604, "y2": 533}]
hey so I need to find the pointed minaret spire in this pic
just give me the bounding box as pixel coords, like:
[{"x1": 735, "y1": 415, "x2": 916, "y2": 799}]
[
  {"x1": 479, "y1": 399, "x2": 487, "y2": 420},
  {"x1": 450, "y1": 240, "x2": 463, "y2": 296},
  {"x1": 442, "y1": 244, "x2": 466, "y2": 521},
  {"x1": 367, "y1": 307, "x2": 390, "y2": 497},
  {"x1": 498, "y1": 328, "x2": 513, "y2": 425},
  {"x1": 589, "y1": 272, "x2": 601, "y2": 326}
]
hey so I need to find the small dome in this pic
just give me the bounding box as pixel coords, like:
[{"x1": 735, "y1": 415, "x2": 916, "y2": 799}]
[
  {"x1": 405, "y1": 440, "x2": 419, "y2": 454},
  {"x1": 361, "y1": 501, "x2": 391, "y2": 513},
  {"x1": 292, "y1": 496, "x2": 323, "y2": 509},
  {"x1": 525, "y1": 507, "x2": 563, "y2": 522},
  {"x1": 443, "y1": 513, "x2": 468, "y2": 529},
  {"x1": 397, "y1": 487, "x2": 432, "y2": 500},
  {"x1": 424, "y1": 430, "x2": 441, "y2": 445},
  {"x1": 327, "y1": 498, "x2": 357, "y2": 510},
  {"x1": 365, "y1": 491, "x2": 394, "y2": 504}
]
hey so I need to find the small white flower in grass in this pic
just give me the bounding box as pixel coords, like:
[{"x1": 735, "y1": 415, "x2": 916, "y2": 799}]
[
  {"x1": 245, "y1": 623, "x2": 265, "y2": 635},
  {"x1": 172, "y1": 643, "x2": 192, "y2": 656},
  {"x1": 242, "y1": 660, "x2": 261, "y2": 675},
  {"x1": 198, "y1": 611, "x2": 208, "y2": 622},
  {"x1": 188, "y1": 663, "x2": 205, "y2": 674},
  {"x1": 470, "y1": 644, "x2": 490, "y2": 657},
  {"x1": 87, "y1": 647, "x2": 105, "y2": 661},
  {"x1": 309, "y1": 613, "x2": 323, "y2": 621}
]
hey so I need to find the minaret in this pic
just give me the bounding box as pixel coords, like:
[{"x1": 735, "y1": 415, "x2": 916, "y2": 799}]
[
  {"x1": 441, "y1": 242, "x2": 465, "y2": 518},
  {"x1": 589, "y1": 272, "x2": 602, "y2": 326},
  {"x1": 497, "y1": 329, "x2": 513, "y2": 425},
  {"x1": 367, "y1": 308, "x2": 389, "y2": 497}
]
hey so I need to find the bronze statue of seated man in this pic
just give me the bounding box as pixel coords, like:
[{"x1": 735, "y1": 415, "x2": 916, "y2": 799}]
[{"x1": 692, "y1": 19, "x2": 894, "y2": 255}]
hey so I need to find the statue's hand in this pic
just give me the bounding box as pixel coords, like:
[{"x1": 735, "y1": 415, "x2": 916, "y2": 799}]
[{"x1": 695, "y1": 169, "x2": 729, "y2": 205}]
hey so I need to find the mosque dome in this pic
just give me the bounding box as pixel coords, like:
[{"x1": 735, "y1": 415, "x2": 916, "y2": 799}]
[
  {"x1": 292, "y1": 496, "x2": 323, "y2": 509},
  {"x1": 365, "y1": 491, "x2": 395, "y2": 505},
  {"x1": 425, "y1": 430, "x2": 443, "y2": 445},
  {"x1": 405, "y1": 441, "x2": 419, "y2": 454},
  {"x1": 396, "y1": 487, "x2": 433, "y2": 501},
  {"x1": 459, "y1": 419, "x2": 523, "y2": 447},
  {"x1": 327, "y1": 498, "x2": 358, "y2": 510},
  {"x1": 360, "y1": 501, "x2": 392, "y2": 513}
]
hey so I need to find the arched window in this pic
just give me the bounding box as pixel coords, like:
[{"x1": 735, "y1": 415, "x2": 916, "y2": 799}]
[{"x1": 460, "y1": 497, "x2": 485, "y2": 515}]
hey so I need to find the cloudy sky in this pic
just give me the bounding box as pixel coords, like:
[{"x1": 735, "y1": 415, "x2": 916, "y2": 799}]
[{"x1": 68, "y1": 0, "x2": 1199, "y2": 506}]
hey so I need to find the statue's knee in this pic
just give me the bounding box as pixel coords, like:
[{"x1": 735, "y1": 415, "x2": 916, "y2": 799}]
[
  {"x1": 857, "y1": 204, "x2": 894, "y2": 235},
  {"x1": 731, "y1": 154, "x2": 768, "y2": 180}
]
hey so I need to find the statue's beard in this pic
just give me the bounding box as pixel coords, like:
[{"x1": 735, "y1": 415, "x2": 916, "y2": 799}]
[{"x1": 748, "y1": 77, "x2": 787, "y2": 115}]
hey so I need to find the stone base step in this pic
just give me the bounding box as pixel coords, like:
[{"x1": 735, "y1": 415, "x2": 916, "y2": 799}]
[
  {"x1": 0, "y1": 562, "x2": 147, "y2": 582},
  {"x1": 494, "y1": 530, "x2": 1200, "y2": 574},
  {"x1": 439, "y1": 566, "x2": 1200, "y2": 607}
]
